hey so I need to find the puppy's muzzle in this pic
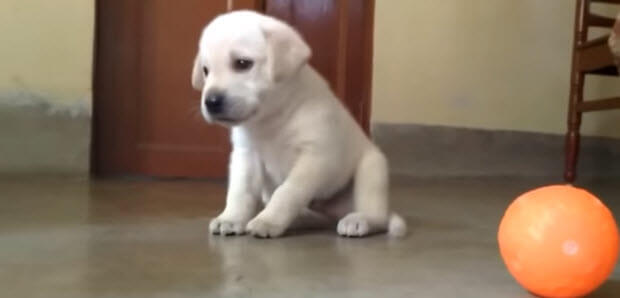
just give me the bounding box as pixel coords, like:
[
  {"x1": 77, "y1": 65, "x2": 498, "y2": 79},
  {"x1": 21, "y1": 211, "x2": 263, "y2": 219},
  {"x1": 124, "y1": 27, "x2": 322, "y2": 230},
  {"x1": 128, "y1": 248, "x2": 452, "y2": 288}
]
[{"x1": 205, "y1": 91, "x2": 226, "y2": 115}]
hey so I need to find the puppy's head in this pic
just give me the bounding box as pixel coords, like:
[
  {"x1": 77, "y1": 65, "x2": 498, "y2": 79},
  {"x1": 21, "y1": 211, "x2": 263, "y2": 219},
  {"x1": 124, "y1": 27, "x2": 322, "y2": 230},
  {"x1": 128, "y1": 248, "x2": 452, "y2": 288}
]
[{"x1": 191, "y1": 11, "x2": 311, "y2": 126}]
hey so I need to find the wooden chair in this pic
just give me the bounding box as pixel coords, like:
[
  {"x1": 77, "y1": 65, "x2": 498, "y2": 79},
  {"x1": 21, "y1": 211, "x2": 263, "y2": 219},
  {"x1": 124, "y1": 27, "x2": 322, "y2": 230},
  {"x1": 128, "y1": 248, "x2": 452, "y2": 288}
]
[{"x1": 565, "y1": 0, "x2": 620, "y2": 183}]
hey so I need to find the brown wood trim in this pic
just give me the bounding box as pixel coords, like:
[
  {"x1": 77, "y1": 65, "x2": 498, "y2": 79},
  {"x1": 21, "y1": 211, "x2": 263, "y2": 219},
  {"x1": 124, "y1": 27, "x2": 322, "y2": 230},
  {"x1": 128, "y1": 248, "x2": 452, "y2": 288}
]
[
  {"x1": 90, "y1": 3, "x2": 100, "y2": 175},
  {"x1": 344, "y1": 0, "x2": 374, "y2": 134},
  {"x1": 360, "y1": 0, "x2": 374, "y2": 134},
  {"x1": 577, "y1": 97, "x2": 620, "y2": 111},
  {"x1": 335, "y1": 0, "x2": 350, "y2": 101},
  {"x1": 92, "y1": 1, "x2": 143, "y2": 175}
]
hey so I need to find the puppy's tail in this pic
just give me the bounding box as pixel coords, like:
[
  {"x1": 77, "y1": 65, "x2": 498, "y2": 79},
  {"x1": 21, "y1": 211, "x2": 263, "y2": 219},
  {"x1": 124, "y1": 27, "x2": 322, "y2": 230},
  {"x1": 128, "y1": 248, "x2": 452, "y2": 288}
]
[{"x1": 388, "y1": 213, "x2": 407, "y2": 237}]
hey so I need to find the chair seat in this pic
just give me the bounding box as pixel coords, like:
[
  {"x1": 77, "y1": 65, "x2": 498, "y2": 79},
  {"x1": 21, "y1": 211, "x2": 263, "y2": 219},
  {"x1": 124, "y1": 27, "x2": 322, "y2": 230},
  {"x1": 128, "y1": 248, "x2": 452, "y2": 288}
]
[{"x1": 576, "y1": 35, "x2": 619, "y2": 75}]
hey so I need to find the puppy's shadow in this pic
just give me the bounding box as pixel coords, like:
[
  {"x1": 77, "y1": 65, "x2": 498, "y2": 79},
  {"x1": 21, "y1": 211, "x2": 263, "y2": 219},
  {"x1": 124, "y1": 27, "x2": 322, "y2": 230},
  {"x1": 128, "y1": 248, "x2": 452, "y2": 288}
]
[{"x1": 282, "y1": 225, "x2": 337, "y2": 237}]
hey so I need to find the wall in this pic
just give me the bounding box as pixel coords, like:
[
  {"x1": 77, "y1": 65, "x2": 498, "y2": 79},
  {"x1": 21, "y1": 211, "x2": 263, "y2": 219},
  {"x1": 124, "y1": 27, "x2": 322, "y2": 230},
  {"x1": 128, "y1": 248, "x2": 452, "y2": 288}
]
[
  {"x1": 0, "y1": 0, "x2": 94, "y2": 174},
  {"x1": 373, "y1": 0, "x2": 620, "y2": 138}
]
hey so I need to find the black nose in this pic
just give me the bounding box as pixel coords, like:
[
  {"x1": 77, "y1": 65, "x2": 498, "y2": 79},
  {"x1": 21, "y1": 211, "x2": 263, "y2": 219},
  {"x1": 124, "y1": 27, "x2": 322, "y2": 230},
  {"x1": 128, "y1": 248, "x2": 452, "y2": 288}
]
[{"x1": 205, "y1": 92, "x2": 226, "y2": 114}]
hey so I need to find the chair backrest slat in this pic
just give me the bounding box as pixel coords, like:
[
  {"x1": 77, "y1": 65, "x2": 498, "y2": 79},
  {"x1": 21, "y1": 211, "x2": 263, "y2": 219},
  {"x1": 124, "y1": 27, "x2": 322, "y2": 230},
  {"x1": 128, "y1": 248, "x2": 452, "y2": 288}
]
[
  {"x1": 591, "y1": 0, "x2": 620, "y2": 4},
  {"x1": 587, "y1": 13, "x2": 617, "y2": 27},
  {"x1": 584, "y1": 0, "x2": 619, "y2": 29}
]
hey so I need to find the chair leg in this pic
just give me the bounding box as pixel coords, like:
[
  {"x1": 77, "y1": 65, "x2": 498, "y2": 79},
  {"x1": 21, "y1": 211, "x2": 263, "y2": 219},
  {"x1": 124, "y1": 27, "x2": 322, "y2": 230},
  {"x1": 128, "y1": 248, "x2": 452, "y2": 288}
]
[
  {"x1": 564, "y1": 121, "x2": 580, "y2": 183},
  {"x1": 564, "y1": 72, "x2": 584, "y2": 183}
]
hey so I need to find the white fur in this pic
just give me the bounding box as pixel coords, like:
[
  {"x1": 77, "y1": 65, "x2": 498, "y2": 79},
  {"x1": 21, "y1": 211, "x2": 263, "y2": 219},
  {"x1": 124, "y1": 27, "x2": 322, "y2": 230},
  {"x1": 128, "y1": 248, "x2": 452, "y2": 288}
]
[{"x1": 193, "y1": 11, "x2": 406, "y2": 238}]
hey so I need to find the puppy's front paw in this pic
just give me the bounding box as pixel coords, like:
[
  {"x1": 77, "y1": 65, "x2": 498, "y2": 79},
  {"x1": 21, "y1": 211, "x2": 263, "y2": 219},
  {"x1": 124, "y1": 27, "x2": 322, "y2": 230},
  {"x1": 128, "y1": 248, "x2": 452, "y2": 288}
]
[
  {"x1": 337, "y1": 213, "x2": 371, "y2": 237},
  {"x1": 246, "y1": 217, "x2": 287, "y2": 238},
  {"x1": 209, "y1": 217, "x2": 247, "y2": 236}
]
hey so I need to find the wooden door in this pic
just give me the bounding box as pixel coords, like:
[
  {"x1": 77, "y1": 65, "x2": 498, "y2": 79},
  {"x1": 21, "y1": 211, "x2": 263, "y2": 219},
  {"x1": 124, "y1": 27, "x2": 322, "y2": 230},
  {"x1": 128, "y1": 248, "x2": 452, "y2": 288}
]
[{"x1": 93, "y1": 0, "x2": 374, "y2": 178}]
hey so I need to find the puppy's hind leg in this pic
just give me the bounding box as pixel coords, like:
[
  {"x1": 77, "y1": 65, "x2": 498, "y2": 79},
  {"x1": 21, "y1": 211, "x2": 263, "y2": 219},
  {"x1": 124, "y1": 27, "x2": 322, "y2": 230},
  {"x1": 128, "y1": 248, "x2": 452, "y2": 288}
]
[{"x1": 337, "y1": 148, "x2": 407, "y2": 237}]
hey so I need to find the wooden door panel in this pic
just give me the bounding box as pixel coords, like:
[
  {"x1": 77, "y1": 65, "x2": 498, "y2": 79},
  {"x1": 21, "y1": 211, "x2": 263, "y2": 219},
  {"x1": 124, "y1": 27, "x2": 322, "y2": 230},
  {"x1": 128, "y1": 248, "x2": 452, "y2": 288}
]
[
  {"x1": 136, "y1": 0, "x2": 230, "y2": 177},
  {"x1": 94, "y1": 0, "x2": 231, "y2": 178}
]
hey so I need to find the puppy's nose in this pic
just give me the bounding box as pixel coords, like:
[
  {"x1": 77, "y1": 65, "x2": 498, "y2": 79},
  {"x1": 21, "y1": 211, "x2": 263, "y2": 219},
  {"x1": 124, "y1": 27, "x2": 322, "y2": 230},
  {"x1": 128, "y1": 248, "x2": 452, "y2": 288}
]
[{"x1": 205, "y1": 92, "x2": 226, "y2": 114}]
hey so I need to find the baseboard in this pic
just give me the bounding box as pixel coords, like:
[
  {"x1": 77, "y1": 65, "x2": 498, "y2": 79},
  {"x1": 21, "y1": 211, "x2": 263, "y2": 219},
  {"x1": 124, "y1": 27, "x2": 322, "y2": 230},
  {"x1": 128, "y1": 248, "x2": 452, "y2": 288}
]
[
  {"x1": 372, "y1": 123, "x2": 620, "y2": 179},
  {"x1": 0, "y1": 95, "x2": 91, "y2": 175}
]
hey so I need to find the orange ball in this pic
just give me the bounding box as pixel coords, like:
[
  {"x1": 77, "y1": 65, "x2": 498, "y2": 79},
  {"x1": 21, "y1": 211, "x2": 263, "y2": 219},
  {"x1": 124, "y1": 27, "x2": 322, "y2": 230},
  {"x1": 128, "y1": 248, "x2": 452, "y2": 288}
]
[{"x1": 498, "y1": 185, "x2": 619, "y2": 297}]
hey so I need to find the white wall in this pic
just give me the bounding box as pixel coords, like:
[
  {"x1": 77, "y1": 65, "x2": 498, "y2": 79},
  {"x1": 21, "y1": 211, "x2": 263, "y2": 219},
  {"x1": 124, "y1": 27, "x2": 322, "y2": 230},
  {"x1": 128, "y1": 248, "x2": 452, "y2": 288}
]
[
  {"x1": 0, "y1": 0, "x2": 93, "y2": 174},
  {"x1": 373, "y1": 0, "x2": 620, "y2": 138},
  {"x1": 0, "y1": 0, "x2": 93, "y2": 110}
]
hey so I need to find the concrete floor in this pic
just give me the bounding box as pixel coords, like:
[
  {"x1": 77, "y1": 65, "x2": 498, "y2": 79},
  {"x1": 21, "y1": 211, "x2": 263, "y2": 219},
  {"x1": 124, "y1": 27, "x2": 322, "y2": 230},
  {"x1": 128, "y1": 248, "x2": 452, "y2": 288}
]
[{"x1": 1, "y1": 176, "x2": 619, "y2": 298}]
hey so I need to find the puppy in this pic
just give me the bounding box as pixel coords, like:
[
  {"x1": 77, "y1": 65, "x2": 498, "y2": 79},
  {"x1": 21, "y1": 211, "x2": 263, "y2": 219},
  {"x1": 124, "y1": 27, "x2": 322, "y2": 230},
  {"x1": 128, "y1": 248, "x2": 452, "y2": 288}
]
[{"x1": 191, "y1": 11, "x2": 406, "y2": 238}]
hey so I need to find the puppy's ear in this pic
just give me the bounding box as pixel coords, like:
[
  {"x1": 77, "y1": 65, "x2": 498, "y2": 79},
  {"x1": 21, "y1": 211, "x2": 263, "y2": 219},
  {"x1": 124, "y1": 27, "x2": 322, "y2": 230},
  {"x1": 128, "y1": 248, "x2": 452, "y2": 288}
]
[
  {"x1": 260, "y1": 16, "x2": 312, "y2": 82},
  {"x1": 191, "y1": 53, "x2": 204, "y2": 90}
]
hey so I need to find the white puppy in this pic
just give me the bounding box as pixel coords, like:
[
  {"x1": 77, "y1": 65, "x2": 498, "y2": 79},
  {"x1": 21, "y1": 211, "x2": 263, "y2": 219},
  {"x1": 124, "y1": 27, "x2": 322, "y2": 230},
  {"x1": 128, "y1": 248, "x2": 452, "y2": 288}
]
[{"x1": 192, "y1": 11, "x2": 406, "y2": 238}]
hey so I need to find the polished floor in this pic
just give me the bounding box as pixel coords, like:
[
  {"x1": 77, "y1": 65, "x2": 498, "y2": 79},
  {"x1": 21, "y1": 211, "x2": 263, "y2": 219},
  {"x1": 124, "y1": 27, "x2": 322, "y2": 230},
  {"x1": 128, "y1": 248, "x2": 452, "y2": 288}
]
[{"x1": 1, "y1": 176, "x2": 619, "y2": 298}]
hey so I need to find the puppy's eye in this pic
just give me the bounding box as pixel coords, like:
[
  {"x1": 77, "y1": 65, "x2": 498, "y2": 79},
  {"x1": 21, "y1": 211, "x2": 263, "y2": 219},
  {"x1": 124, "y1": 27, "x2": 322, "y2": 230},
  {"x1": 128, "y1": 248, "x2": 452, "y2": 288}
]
[
  {"x1": 202, "y1": 66, "x2": 209, "y2": 77},
  {"x1": 233, "y1": 59, "x2": 254, "y2": 72}
]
